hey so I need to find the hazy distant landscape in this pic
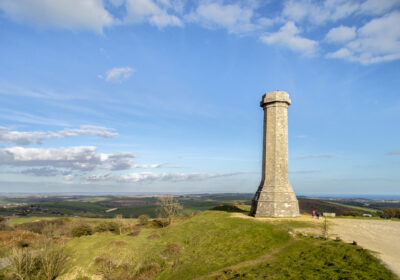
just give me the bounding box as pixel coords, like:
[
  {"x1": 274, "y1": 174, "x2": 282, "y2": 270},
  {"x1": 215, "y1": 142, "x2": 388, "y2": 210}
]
[
  {"x1": 1, "y1": 193, "x2": 399, "y2": 219},
  {"x1": 1, "y1": 193, "x2": 399, "y2": 279}
]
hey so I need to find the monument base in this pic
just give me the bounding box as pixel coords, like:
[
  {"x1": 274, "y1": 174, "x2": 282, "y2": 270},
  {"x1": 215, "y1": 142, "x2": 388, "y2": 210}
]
[{"x1": 250, "y1": 187, "x2": 300, "y2": 217}]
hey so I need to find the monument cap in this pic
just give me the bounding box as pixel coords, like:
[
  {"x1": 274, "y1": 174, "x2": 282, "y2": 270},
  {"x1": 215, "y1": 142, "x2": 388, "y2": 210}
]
[{"x1": 260, "y1": 90, "x2": 291, "y2": 107}]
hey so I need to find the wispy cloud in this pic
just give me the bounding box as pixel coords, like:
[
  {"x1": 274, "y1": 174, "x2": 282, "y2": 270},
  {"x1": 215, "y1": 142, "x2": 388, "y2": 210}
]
[
  {"x1": 0, "y1": 146, "x2": 135, "y2": 172},
  {"x1": 326, "y1": 11, "x2": 400, "y2": 64},
  {"x1": 0, "y1": 0, "x2": 114, "y2": 33},
  {"x1": 325, "y1": 25, "x2": 356, "y2": 43},
  {"x1": 185, "y1": 2, "x2": 261, "y2": 34},
  {"x1": 85, "y1": 171, "x2": 245, "y2": 184},
  {"x1": 125, "y1": 0, "x2": 183, "y2": 28},
  {"x1": 0, "y1": 125, "x2": 118, "y2": 145},
  {"x1": 296, "y1": 154, "x2": 334, "y2": 159},
  {"x1": 100, "y1": 67, "x2": 135, "y2": 83},
  {"x1": 260, "y1": 22, "x2": 318, "y2": 56}
]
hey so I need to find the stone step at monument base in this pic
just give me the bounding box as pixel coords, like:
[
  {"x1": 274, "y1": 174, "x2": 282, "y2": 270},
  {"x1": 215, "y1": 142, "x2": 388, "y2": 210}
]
[{"x1": 250, "y1": 200, "x2": 300, "y2": 217}]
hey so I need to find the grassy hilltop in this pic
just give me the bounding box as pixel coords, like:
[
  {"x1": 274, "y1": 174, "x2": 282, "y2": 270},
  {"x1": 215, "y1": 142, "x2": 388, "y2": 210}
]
[{"x1": 0, "y1": 209, "x2": 397, "y2": 280}]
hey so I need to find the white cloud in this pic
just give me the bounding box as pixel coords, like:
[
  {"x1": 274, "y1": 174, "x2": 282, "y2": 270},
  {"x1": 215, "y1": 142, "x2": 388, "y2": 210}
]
[
  {"x1": 103, "y1": 67, "x2": 135, "y2": 83},
  {"x1": 0, "y1": 127, "x2": 46, "y2": 145},
  {"x1": 85, "y1": 171, "x2": 244, "y2": 183},
  {"x1": 325, "y1": 25, "x2": 356, "y2": 43},
  {"x1": 282, "y1": 0, "x2": 379, "y2": 25},
  {"x1": 125, "y1": 0, "x2": 183, "y2": 28},
  {"x1": 0, "y1": 146, "x2": 136, "y2": 171},
  {"x1": 327, "y1": 12, "x2": 400, "y2": 64},
  {"x1": 260, "y1": 22, "x2": 318, "y2": 56},
  {"x1": 359, "y1": 0, "x2": 400, "y2": 15},
  {"x1": 21, "y1": 167, "x2": 60, "y2": 177},
  {"x1": 186, "y1": 2, "x2": 259, "y2": 34},
  {"x1": 0, "y1": 0, "x2": 114, "y2": 33},
  {"x1": 55, "y1": 125, "x2": 118, "y2": 138},
  {"x1": 282, "y1": 0, "x2": 360, "y2": 25},
  {"x1": 0, "y1": 125, "x2": 118, "y2": 145}
]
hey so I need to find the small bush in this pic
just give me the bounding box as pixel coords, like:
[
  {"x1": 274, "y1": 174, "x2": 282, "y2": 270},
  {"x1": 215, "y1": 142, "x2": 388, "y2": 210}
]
[
  {"x1": 383, "y1": 208, "x2": 400, "y2": 219},
  {"x1": 147, "y1": 232, "x2": 160, "y2": 239},
  {"x1": 128, "y1": 226, "x2": 142, "y2": 237},
  {"x1": 39, "y1": 245, "x2": 69, "y2": 280},
  {"x1": 9, "y1": 245, "x2": 69, "y2": 280},
  {"x1": 152, "y1": 219, "x2": 170, "y2": 228},
  {"x1": 17, "y1": 240, "x2": 29, "y2": 248},
  {"x1": 0, "y1": 223, "x2": 13, "y2": 231},
  {"x1": 9, "y1": 248, "x2": 40, "y2": 279},
  {"x1": 95, "y1": 221, "x2": 119, "y2": 233},
  {"x1": 96, "y1": 256, "x2": 135, "y2": 280},
  {"x1": 193, "y1": 210, "x2": 202, "y2": 216},
  {"x1": 163, "y1": 243, "x2": 182, "y2": 255},
  {"x1": 342, "y1": 210, "x2": 363, "y2": 217},
  {"x1": 210, "y1": 204, "x2": 247, "y2": 213},
  {"x1": 138, "y1": 215, "x2": 150, "y2": 226},
  {"x1": 15, "y1": 219, "x2": 67, "y2": 234},
  {"x1": 136, "y1": 263, "x2": 161, "y2": 279},
  {"x1": 71, "y1": 223, "x2": 93, "y2": 237}
]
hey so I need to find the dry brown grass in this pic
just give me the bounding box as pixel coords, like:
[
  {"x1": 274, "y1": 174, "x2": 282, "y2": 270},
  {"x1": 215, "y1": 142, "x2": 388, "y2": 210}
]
[{"x1": 0, "y1": 229, "x2": 45, "y2": 250}]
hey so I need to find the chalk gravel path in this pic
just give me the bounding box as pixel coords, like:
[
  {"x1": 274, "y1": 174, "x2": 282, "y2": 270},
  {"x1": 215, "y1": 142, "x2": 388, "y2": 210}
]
[
  {"x1": 330, "y1": 218, "x2": 400, "y2": 277},
  {"x1": 231, "y1": 214, "x2": 400, "y2": 277}
]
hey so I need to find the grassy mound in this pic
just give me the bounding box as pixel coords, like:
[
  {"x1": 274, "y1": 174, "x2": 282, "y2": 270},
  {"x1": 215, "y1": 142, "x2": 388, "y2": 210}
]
[
  {"x1": 209, "y1": 240, "x2": 396, "y2": 279},
  {"x1": 2, "y1": 211, "x2": 397, "y2": 279}
]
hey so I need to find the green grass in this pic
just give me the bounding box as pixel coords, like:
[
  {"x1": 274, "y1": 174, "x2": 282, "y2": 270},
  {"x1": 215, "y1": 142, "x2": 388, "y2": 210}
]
[
  {"x1": 64, "y1": 211, "x2": 291, "y2": 279},
  {"x1": 59, "y1": 211, "x2": 397, "y2": 280},
  {"x1": 8, "y1": 216, "x2": 137, "y2": 226},
  {"x1": 216, "y1": 240, "x2": 397, "y2": 279},
  {"x1": 328, "y1": 201, "x2": 378, "y2": 213}
]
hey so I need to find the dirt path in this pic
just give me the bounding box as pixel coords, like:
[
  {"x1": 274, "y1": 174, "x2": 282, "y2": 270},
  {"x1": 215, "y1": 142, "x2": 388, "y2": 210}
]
[
  {"x1": 330, "y1": 218, "x2": 400, "y2": 277},
  {"x1": 231, "y1": 213, "x2": 400, "y2": 277},
  {"x1": 193, "y1": 241, "x2": 294, "y2": 280}
]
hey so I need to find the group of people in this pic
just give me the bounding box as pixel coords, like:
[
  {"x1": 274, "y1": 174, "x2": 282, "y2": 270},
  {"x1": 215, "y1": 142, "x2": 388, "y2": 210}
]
[{"x1": 312, "y1": 210, "x2": 321, "y2": 219}]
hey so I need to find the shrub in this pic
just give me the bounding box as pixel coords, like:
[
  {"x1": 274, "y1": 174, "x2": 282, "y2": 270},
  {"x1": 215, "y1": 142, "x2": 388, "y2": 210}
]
[
  {"x1": 15, "y1": 219, "x2": 67, "y2": 235},
  {"x1": 383, "y1": 208, "x2": 400, "y2": 219},
  {"x1": 9, "y1": 245, "x2": 69, "y2": 280},
  {"x1": 156, "y1": 195, "x2": 183, "y2": 225},
  {"x1": 138, "y1": 215, "x2": 150, "y2": 226},
  {"x1": 0, "y1": 223, "x2": 13, "y2": 231},
  {"x1": 17, "y1": 240, "x2": 29, "y2": 248},
  {"x1": 128, "y1": 226, "x2": 142, "y2": 237},
  {"x1": 147, "y1": 232, "x2": 160, "y2": 239},
  {"x1": 95, "y1": 221, "x2": 119, "y2": 233},
  {"x1": 96, "y1": 256, "x2": 135, "y2": 280},
  {"x1": 152, "y1": 219, "x2": 170, "y2": 228},
  {"x1": 136, "y1": 263, "x2": 161, "y2": 280},
  {"x1": 342, "y1": 210, "x2": 363, "y2": 217},
  {"x1": 39, "y1": 245, "x2": 69, "y2": 280},
  {"x1": 71, "y1": 223, "x2": 93, "y2": 237},
  {"x1": 9, "y1": 248, "x2": 40, "y2": 280},
  {"x1": 163, "y1": 243, "x2": 182, "y2": 255}
]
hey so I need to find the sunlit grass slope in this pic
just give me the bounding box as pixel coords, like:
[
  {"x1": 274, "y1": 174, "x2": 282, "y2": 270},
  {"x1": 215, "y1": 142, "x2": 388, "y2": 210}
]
[{"x1": 63, "y1": 211, "x2": 397, "y2": 280}]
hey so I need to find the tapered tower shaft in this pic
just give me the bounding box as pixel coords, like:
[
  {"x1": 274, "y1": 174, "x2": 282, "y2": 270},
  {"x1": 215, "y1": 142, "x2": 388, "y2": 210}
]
[{"x1": 250, "y1": 90, "x2": 299, "y2": 217}]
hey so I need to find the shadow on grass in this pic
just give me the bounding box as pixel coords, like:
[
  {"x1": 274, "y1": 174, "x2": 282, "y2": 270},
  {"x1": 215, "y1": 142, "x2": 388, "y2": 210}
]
[{"x1": 209, "y1": 204, "x2": 248, "y2": 213}]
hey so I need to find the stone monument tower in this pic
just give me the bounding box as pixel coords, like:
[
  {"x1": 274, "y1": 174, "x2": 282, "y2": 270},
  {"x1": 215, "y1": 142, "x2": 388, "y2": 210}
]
[{"x1": 250, "y1": 90, "x2": 299, "y2": 217}]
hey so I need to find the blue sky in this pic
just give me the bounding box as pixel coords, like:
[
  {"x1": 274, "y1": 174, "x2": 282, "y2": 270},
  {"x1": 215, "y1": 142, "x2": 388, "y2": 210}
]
[{"x1": 0, "y1": 0, "x2": 399, "y2": 194}]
